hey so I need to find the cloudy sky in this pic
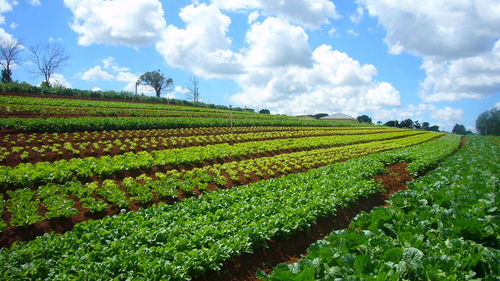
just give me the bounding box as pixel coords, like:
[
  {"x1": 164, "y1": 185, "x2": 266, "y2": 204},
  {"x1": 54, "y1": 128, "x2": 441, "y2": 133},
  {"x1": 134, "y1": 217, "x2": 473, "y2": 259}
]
[{"x1": 2, "y1": 0, "x2": 499, "y2": 130}]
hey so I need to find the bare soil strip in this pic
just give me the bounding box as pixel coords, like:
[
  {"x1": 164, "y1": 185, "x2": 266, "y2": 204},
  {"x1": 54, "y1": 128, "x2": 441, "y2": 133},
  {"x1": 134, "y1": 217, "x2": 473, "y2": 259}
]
[
  {"x1": 0, "y1": 134, "x2": 437, "y2": 248},
  {"x1": 192, "y1": 162, "x2": 414, "y2": 281},
  {"x1": 2, "y1": 130, "x2": 405, "y2": 166}
]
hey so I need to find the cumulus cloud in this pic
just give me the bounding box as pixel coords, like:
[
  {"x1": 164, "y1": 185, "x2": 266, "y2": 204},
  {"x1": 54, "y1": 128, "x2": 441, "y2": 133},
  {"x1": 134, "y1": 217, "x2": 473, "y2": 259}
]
[
  {"x1": 358, "y1": 0, "x2": 500, "y2": 102},
  {"x1": 232, "y1": 44, "x2": 400, "y2": 116},
  {"x1": 430, "y1": 106, "x2": 464, "y2": 128},
  {"x1": 419, "y1": 40, "x2": 500, "y2": 102},
  {"x1": 350, "y1": 6, "x2": 364, "y2": 24},
  {"x1": 102, "y1": 56, "x2": 130, "y2": 72},
  {"x1": 63, "y1": 0, "x2": 166, "y2": 47},
  {"x1": 91, "y1": 87, "x2": 101, "y2": 91},
  {"x1": 211, "y1": 0, "x2": 339, "y2": 29},
  {"x1": 79, "y1": 65, "x2": 114, "y2": 81},
  {"x1": 0, "y1": 0, "x2": 15, "y2": 40},
  {"x1": 155, "y1": 4, "x2": 243, "y2": 78},
  {"x1": 244, "y1": 17, "x2": 312, "y2": 68},
  {"x1": 48, "y1": 73, "x2": 72, "y2": 88},
  {"x1": 27, "y1": 0, "x2": 40, "y2": 6}
]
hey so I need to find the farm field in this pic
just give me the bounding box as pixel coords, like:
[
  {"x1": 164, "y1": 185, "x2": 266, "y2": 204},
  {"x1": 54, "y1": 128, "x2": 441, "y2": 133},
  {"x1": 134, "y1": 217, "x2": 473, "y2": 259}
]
[{"x1": 0, "y1": 93, "x2": 497, "y2": 280}]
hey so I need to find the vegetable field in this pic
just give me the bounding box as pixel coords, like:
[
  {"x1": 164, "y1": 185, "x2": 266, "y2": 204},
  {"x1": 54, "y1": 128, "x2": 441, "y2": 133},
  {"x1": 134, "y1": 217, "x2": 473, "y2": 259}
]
[{"x1": 0, "y1": 93, "x2": 497, "y2": 280}]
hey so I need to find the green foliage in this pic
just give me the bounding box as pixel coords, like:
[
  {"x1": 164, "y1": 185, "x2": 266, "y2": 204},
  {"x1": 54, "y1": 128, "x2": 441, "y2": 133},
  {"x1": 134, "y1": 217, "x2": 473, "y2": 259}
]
[
  {"x1": 261, "y1": 136, "x2": 499, "y2": 280},
  {"x1": 259, "y1": 109, "x2": 270, "y2": 114},
  {"x1": 137, "y1": 70, "x2": 173, "y2": 98},
  {"x1": 356, "y1": 115, "x2": 372, "y2": 123},
  {"x1": 1, "y1": 69, "x2": 11, "y2": 83},
  {"x1": 0, "y1": 135, "x2": 460, "y2": 280},
  {"x1": 476, "y1": 107, "x2": 500, "y2": 135}
]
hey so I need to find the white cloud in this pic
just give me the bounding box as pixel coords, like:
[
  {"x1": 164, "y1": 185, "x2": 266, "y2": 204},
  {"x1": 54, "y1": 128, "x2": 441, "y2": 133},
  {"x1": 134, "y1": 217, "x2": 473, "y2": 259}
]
[
  {"x1": 174, "y1": 85, "x2": 189, "y2": 95},
  {"x1": 419, "y1": 40, "x2": 500, "y2": 102},
  {"x1": 211, "y1": 0, "x2": 339, "y2": 29},
  {"x1": 358, "y1": 0, "x2": 500, "y2": 102},
  {"x1": 49, "y1": 73, "x2": 72, "y2": 88},
  {"x1": 327, "y1": 27, "x2": 337, "y2": 36},
  {"x1": 155, "y1": 4, "x2": 243, "y2": 78},
  {"x1": 350, "y1": 6, "x2": 364, "y2": 24},
  {"x1": 244, "y1": 17, "x2": 312, "y2": 68},
  {"x1": 9, "y1": 22, "x2": 16, "y2": 29},
  {"x1": 346, "y1": 29, "x2": 359, "y2": 37},
  {"x1": 358, "y1": 0, "x2": 500, "y2": 59},
  {"x1": 102, "y1": 56, "x2": 130, "y2": 72},
  {"x1": 430, "y1": 106, "x2": 464, "y2": 128},
  {"x1": 494, "y1": 102, "x2": 500, "y2": 109},
  {"x1": 232, "y1": 44, "x2": 400, "y2": 116},
  {"x1": 27, "y1": 0, "x2": 40, "y2": 6},
  {"x1": 63, "y1": 0, "x2": 166, "y2": 47},
  {"x1": 80, "y1": 65, "x2": 114, "y2": 81},
  {"x1": 91, "y1": 87, "x2": 101, "y2": 91},
  {"x1": 247, "y1": 10, "x2": 259, "y2": 24}
]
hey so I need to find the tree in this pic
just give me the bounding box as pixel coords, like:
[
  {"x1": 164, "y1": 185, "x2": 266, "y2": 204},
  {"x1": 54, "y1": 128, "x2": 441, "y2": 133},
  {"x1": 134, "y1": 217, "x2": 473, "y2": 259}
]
[
  {"x1": 137, "y1": 70, "x2": 173, "y2": 98},
  {"x1": 259, "y1": 109, "x2": 270, "y2": 114},
  {"x1": 429, "y1": 125, "x2": 440, "y2": 132},
  {"x1": 414, "y1": 120, "x2": 421, "y2": 129},
  {"x1": 452, "y1": 124, "x2": 467, "y2": 135},
  {"x1": 384, "y1": 120, "x2": 398, "y2": 127},
  {"x1": 313, "y1": 113, "x2": 329, "y2": 119},
  {"x1": 376, "y1": 121, "x2": 382, "y2": 125},
  {"x1": 186, "y1": 75, "x2": 200, "y2": 102},
  {"x1": 356, "y1": 115, "x2": 372, "y2": 123},
  {"x1": 421, "y1": 122, "x2": 430, "y2": 130},
  {"x1": 0, "y1": 38, "x2": 23, "y2": 83},
  {"x1": 29, "y1": 43, "x2": 69, "y2": 87},
  {"x1": 476, "y1": 108, "x2": 500, "y2": 135},
  {"x1": 399, "y1": 119, "x2": 414, "y2": 129}
]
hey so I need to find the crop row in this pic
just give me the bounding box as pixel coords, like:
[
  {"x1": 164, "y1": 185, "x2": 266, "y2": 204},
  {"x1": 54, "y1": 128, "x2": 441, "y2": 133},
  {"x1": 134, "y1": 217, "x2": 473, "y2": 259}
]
[
  {"x1": 0, "y1": 95, "x2": 260, "y2": 116},
  {"x1": 260, "y1": 135, "x2": 499, "y2": 280},
  {"x1": 0, "y1": 130, "x2": 426, "y2": 189},
  {"x1": 0, "y1": 126, "x2": 378, "y2": 145},
  {"x1": 0, "y1": 115, "x2": 366, "y2": 133},
  {"x1": 0, "y1": 135, "x2": 460, "y2": 280},
  {"x1": 0, "y1": 128, "x2": 401, "y2": 165},
  {"x1": 0, "y1": 103, "x2": 288, "y2": 120},
  {"x1": 0, "y1": 133, "x2": 445, "y2": 229}
]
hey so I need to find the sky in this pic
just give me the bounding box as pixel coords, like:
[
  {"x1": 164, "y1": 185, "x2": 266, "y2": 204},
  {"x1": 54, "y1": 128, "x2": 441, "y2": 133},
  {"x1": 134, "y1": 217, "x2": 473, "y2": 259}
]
[{"x1": 1, "y1": 0, "x2": 499, "y2": 131}]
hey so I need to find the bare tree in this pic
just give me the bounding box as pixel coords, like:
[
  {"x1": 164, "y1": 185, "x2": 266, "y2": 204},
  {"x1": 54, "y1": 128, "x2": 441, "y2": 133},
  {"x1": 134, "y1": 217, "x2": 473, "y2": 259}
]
[
  {"x1": 29, "y1": 43, "x2": 69, "y2": 87},
  {"x1": 186, "y1": 75, "x2": 200, "y2": 102},
  {"x1": 0, "y1": 38, "x2": 23, "y2": 83},
  {"x1": 137, "y1": 70, "x2": 173, "y2": 98}
]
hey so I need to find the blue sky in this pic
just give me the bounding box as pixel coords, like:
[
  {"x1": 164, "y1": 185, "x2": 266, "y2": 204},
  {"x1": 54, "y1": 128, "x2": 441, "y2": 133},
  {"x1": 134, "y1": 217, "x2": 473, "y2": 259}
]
[{"x1": 2, "y1": 0, "x2": 499, "y2": 131}]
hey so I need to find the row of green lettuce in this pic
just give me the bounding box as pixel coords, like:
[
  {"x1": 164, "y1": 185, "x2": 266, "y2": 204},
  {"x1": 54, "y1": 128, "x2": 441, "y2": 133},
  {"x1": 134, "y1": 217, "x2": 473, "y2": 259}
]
[
  {"x1": 260, "y1": 135, "x2": 499, "y2": 280},
  {"x1": 0, "y1": 115, "x2": 366, "y2": 133},
  {"x1": 0, "y1": 82, "x2": 251, "y2": 112},
  {"x1": 0, "y1": 130, "x2": 426, "y2": 189},
  {"x1": 0, "y1": 132, "x2": 439, "y2": 229},
  {"x1": 0, "y1": 95, "x2": 279, "y2": 117},
  {"x1": 0, "y1": 134, "x2": 460, "y2": 280}
]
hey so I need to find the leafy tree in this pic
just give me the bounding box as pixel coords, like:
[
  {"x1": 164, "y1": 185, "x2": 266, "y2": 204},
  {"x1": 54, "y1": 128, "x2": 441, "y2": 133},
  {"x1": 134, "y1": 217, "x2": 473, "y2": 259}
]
[
  {"x1": 421, "y1": 122, "x2": 430, "y2": 130},
  {"x1": 452, "y1": 124, "x2": 467, "y2": 135},
  {"x1": 376, "y1": 121, "x2": 382, "y2": 125},
  {"x1": 313, "y1": 113, "x2": 329, "y2": 119},
  {"x1": 429, "y1": 125, "x2": 440, "y2": 132},
  {"x1": 399, "y1": 119, "x2": 414, "y2": 128},
  {"x1": 476, "y1": 108, "x2": 500, "y2": 135},
  {"x1": 259, "y1": 109, "x2": 270, "y2": 114},
  {"x1": 384, "y1": 120, "x2": 398, "y2": 127},
  {"x1": 29, "y1": 42, "x2": 69, "y2": 87},
  {"x1": 356, "y1": 115, "x2": 372, "y2": 123},
  {"x1": 414, "y1": 120, "x2": 421, "y2": 129},
  {"x1": 0, "y1": 38, "x2": 23, "y2": 83},
  {"x1": 137, "y1": 70, "x2": 173, "y2": 98}
]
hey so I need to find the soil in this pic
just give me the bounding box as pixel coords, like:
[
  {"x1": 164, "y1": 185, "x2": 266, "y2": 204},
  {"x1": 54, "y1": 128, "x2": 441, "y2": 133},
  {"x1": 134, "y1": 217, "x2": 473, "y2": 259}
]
[
  {"x1": 192, "y1": 163, "x2": 414, "y2": 281},
  {"x1": 0, "y1": 130, "x2": 407, "y2": 167}
]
